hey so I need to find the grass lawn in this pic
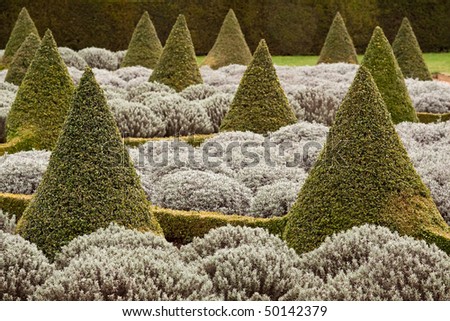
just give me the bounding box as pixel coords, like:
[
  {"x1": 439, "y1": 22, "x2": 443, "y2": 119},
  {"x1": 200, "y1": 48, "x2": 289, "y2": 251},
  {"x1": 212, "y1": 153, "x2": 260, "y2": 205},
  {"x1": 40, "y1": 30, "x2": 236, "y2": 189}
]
[{"x1": 198, "y1": 53, "x2": 450, "y2": 74}]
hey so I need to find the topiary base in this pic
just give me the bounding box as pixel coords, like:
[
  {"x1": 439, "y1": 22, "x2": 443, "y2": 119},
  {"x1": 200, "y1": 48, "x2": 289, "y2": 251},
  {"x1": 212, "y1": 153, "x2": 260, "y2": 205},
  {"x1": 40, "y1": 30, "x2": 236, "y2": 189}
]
[
  {"x1": 416, "y1": 112, "x2": 450, "y2": 124},
  {"x1": 0, "y1": 193, "x2": 286, "y2": 246}
]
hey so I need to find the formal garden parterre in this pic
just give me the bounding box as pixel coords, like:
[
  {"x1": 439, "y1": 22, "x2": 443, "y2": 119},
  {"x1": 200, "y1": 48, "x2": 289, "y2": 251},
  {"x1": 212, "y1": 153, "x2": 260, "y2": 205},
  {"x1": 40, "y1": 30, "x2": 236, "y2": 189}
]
[{"x1": 1, "y1": 6, "x2": 449, "y2": 301}]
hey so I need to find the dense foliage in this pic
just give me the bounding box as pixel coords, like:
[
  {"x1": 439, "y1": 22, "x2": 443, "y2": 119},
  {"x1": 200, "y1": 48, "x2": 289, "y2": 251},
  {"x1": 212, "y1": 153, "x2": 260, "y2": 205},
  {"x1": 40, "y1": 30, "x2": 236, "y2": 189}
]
[
  {"x1": 284, "y1": 67, "x2": 450, "y2": 254},
  {"x1": 202, "y1": 9, "x2": 252, "y2": 69},
  {"x1": 121, "y1": 11, "x2": 162, "y2": 69},
  {"x1": 16, "y1": 68, "x2": 162, "y2": 259},
  {"x1": 2, "y1": 1, "x2": 449, "y2": 54},
  {"x1": 392, "y1": 17, "x2": 432, "y2": 81},
  {"x1": 220, "y1": 40, "x2": 297, "y2": 134},
  {"x1": 149, "y1": 15, "x2": 203, "y2": 92},
  {"x1": 361, "y1": 27, "x2": 418, "y2": 124},
  {"x1": 317, "y1": 12, "x2": 358, "y2": 64},
  {"x1": 6, "y1": 29, "x2": 74, "y2": 151},
  {"x1": 5, "y1": 33, "x2": 40, "y2": 85}
]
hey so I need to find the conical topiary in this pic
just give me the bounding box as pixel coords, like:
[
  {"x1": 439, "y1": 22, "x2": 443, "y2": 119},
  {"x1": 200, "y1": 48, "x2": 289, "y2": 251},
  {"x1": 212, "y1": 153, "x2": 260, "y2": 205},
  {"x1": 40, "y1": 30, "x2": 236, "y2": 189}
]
[
  {"x1": 2, "y1": 7, "x2": 39, "y2": 66},
  {"x1": 392, "y1": 17, "x2": 432, "y2": 81},
  {"x1": 317, "y1": 12, "x2": 358, "y2": 64},
  {"x1": 361, "y1": 27, "x2": 418, "y2": 124},
  {"x1": 149, "y1": 14, "x2": 202, "y2": 92},
  {"x1": 16, "y1": 68, "x2": 163, "y2": 259},
  {"x1": 284, "y1": 66, "x2": 450, "y2": 255},
  {"x1": 6, "y1": 29, "x2": 75, "y2": 151},
  {"x1": 220, "y1": 39, "x2": 297, "y2": 134},
  {"x1": 202, "y1": 9, "x2": 252, "y2": 69},
  {"x1": 121, "y1": 11, "x2": 163, "y2": 69},
  {"x1": 5, "y1": 33, "x2": 41, "y2": 86}
]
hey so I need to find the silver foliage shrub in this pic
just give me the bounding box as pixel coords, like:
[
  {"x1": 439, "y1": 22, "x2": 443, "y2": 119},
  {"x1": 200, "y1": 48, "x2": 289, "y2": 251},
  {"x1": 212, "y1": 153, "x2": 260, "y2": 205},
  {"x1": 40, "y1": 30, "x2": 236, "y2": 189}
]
[
  {"x1": 0, "y1": 150, "x2": 50, "y2": 194},
  {"x1": 180, "y1": 84, "x2": 219, "y2": 100},
  {"x1": 115, "y1": 50, "x2": 127, "y2": 66},
  {"x1": 115, "y1": 66, "x2": 151, "y2": 82},
  {"x1": 406, "y1": 78, "x2": 450, "y2": 113},
  {"x1": 181, "y1": 225, "x2": 291, "y2": 263},
  {"x1": 109, "y1": 98, "x2": 166, "y2": 137},
  {"x1": 236, "y1": 165, "x2": 306, "y2": 193},
  {"x1": 396, "y1": 122, "x2": 450, "y2": 224},
  {"x1": 152, "y1": 170, "x2": 252, "y2": 214},
  {"x1": 54, "y1": 224, "x2": 178, "y2": 269},
  {"x1": 127, "y1": 82, "x2": 175, "y2": 101},
  {"x1": 0, "y1": 210, "x2": 16, "y2": 234},
  {"x1": 200, "y1": 93, "x2": 232, "y2": 131},
  {"x1": 283, "y1": 225, "x2": 450, "y2": 301},
  {"x1": 181, "y1": 225, "x2": 321, "y2": 301},
  {"x1": 1, "y1": 231, "x2": 54, "y2": 301},
  {"x1": 142, "y1": 95, "x2": 214, "y2": 136},
  {"x1": 250, "y1": 181, "x2": 300, "y2": 217},
  {"x1": 58, "y1": 47, "x2": 87, "y2": 70},
  {"x1": 287, "y1": 88, "x2": 339, "y2": 125},
  {"x1": 78, "y1": 47, "x2": 119, "y2": 70},
  {"x1": 34, "y1": 247, "x2": 214, "y2": 301}
]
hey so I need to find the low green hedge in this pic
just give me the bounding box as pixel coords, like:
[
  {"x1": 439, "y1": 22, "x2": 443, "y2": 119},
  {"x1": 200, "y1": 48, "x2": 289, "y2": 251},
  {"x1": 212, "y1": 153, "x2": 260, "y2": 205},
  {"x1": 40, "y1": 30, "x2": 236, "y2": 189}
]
[
  {"x1": 417, "y1": 112, "x2": 450, "y2": 124},
  {"x1": 123, "y1": 134, "x2": 214, "y2": 148},
  {"x1": 0, "y1": 193, "x2": 286, "y2": 244}
]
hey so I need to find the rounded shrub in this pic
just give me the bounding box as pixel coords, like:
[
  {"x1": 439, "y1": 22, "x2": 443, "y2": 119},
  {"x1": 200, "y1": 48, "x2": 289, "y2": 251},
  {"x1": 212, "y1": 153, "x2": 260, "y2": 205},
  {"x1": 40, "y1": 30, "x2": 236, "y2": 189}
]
[
  {"x1": 284, "y1": 66, "x2": 450, "y2": 255},
  {"x1": 361, "y1": 26, "x2": 418, "y2": 124},
  {"x1": 78, "y1": 47, "x2": 119, "y2": 70},
  {"x1": 58, "y1": 47, "x2": 88, "y2": 70},
  {"x1": 317, "y1": 12, "x2": 358, "y2": 65},
  {"x1": 283, "y1": 225, "x2": 450, "y2": 301},
  {"x1": 149, "y1": 15, "x2": 203, "y2": 92},
  {"x1": 5, "y1": 33, "x2": 41, "y2": 86},
  {"x1": 16, "y1": 68, "x2": 162, "y2": 259},
  {"x1": 121, "y1": 11, "x2": 162, "y2": 69},
  {"x1": 6, "y1": 29, "x2": 75, "y2": 151},
  {"x1": 392, "y1": 18, "x2": 432, "y2": 81},
  {"x1": 202, "y1": 9, "x2": 252, "y2": 70},
  {"x1": 54, "y1": 223, "x2": 178, "y2": 269},
  {"x1": 220, "y1": 40, "x2": 297, "y2": 134},
  {"x1": 0, "y1": 150, "x2": 50, "y2": 195},
  {"x1": 250, "y1": 181, "x2": 300, "y2": 217},
  {"x1": 34, "y1": 247, "x2": 214, "y2": 301},
  {"x1": 0, "y1": 210, "x2": 16, "y2": 234},
  {"x1": 152, "y1": 170, "x2": 252, "y2": 215},
  {"x1": 1, "y1": 231, "x2": 54, "y2": 301},
  {"x1": 2, "y1": 7, "x2": 39, "y2": 66}
]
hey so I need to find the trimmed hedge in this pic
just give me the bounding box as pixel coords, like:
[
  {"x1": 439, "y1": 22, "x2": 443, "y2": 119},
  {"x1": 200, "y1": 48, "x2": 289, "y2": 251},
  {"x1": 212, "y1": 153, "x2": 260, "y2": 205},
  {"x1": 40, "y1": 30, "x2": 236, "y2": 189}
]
[
  {"x1": 1, "y1": 1, "x2": 449, "y2": 55},
  {"x1": 220, "y1": 39, "x2": 297, "y2": 134},
  {"x1": 202, "y1": 9, "x2": 252, "y2": 69},
  {"x1": 16, "y1": 68, "x2": 162, "y2": 259},
  {"x1": 392, "y1": 17, "x2": 432, "y2": 81},
  {"x1": 416, "y1": 112, "x2": 450, "y2": 124},
  {"x1": 6, "y1": 29, "x2": 75, "y2": 151},
  {"x1": 361, "y1": 27, "x2": 418, "y2": 124},
  {"x1": 284, "y1": 66, "x2": 450, "y2": 255},
  {"x1": 1, "y1": 7, "x2": 39, "y2": 66},
  {"x1": 5, "y1": 33, "x2": 41, "y2": 85},
  {"x1": 0, "y1": 193, "x2": 286, "y2": 246},
  {"x1": 149, "y1": 14, "x2": 202, "y2": 92},
  {"x1": 317, "y1": 12, "x2": 358, "y2": 65},
  {"x1": 123, "y1": 134, "x2": 214, "y2": 148},
  {"x1": 121, "y1": 11, "x2": 162, "y2": 69}
]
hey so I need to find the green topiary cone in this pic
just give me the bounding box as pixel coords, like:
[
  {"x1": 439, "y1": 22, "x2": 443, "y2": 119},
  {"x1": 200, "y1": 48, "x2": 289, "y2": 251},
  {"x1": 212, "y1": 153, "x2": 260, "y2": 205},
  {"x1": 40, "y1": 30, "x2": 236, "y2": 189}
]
[
  {"x1": 121, "y1": 11, "x2": 163, "y2": 69},
  {"x1": 392, "y1": 17, "x2": 432, "y2": 81},
  {"x1": 149, "y1": 14, "x2": 202, "y2": 92},
  {"x1": 284, "y1": 66, "x2": 450, "y2": 255},
  {"x1": 5, "y1": 33, "x2": 41, "y2": 86},
  {"x1": 361, "y1": 27, "x2": 418, "y2": 124},
  {"x1": 317, "y1": 12, "x2": 358, "y2": 65},
  {"x1": 220, "y1": 39, "x2": 297, "y2": 134},
  {"x1": 2, "y1": 7, "x2": 39, "y2": 66},
  {"x1": 202, "y1": 9, "x2": 252, "y2": 69},
  {"x1": 16, "y1": 68, "x2": 163, "y2": 259},
  {"x1": 6, "y1": 29, "x2": 75, "y2": 151}
]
